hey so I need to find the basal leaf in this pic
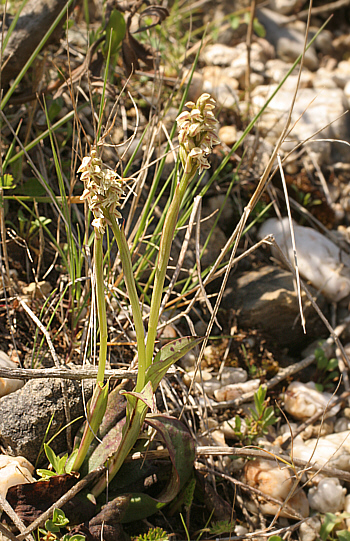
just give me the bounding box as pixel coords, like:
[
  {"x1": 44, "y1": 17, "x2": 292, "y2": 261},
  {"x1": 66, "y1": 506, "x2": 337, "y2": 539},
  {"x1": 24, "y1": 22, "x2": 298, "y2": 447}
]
[
  {"x1": 103, "y1": 9, "x2": 126, "y2": 58},
  {"x1": 118, "y1": 414, "x2": 195, "y2": 523}
]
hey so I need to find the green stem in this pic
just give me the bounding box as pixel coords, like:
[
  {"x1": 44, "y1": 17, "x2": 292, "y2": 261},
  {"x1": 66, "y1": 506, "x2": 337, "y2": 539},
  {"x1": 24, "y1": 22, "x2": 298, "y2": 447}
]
[
  {"x1": 95, "y1": 234, "x2": 108, "y2": 384},
  {"x1": 145, "y1": 171, "x2": 193, "y2": 367},
  {"x1": 106, "y1": 211, "x2": 146, "y2": 391}
]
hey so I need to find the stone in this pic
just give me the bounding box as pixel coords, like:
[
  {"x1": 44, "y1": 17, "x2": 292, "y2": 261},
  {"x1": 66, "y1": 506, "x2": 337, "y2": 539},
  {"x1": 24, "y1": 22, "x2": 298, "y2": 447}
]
[
  {"x1": 181, "y1": 69, "x2": 204, "y2": 102},
  {"x1": 0, "y1": 378, "x2": 93, "y2": 464},
  {"x1": 0, "y1": 455, "x2": 35, "y2": 498},
  {"x1": 284, "y1": 381, "x2": 341, "y2": 420},
  {"x1": 244, "y1": 459, "x2": 309, "y2": 517},
  {"x1": 251, "y1": 85, "x2": 350, "y2": 164},
  {"x1": 259, "y1": 218, "x2": 350, "y2": 301},
  {"x1": 268, "y1": 0, "x2": 303, "y2": 15},
  {"x1": 205, "y1": 194, "x2": 235, "y2": 233},
  {"x1": 0, "y1": 351, "x2": 24, "y2": 398},
  {"x1": 257, "y1": 8, "x2": 319, "y2": 71},
  {"x1": 344, "y1": 79, "x2": 350, "y2": 103},
  {"x1": 214, "y1": 379, "x2": 260, "y2": 402},
  {"x1": 202, "y1": 66, "x2": 239, "y2": 109},
  {"x1": 333, "y1": 60, "x2": 350, "y2": 89},
  {"x1": 313, "y1": 67, "x2": 338, "y2": 90},
  {"x1": 223, "y1": 265, "x2": 328, "y2": 350},
  {"x1": 220, "y1": 367, "x2": 247, "y2": 386},
  {"x1": 299, "y1": 517, "x2": 321, "y2": 541},
  {"x1": 219, "y1": 125, "x2": 237, "y2": 146},
  {"x1": 201, "y1": 44, "x2": 240, "y2": 66},
  {"x1": 311, "y1": 28, "x2": 334, "y2": 55},
  {"x1": 308, "y1": 478, "x2": 346, "y2": 514},
  {"x1": 22, "y1": 280, "x2": 52, "y2": 298}
]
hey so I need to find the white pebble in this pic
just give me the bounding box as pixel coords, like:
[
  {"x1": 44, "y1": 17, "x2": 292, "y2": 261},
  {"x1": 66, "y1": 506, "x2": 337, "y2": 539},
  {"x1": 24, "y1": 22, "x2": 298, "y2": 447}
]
[
  {"x1": 214, "y1": 379, "x2": 260, "y2": 402},
  {"x1": 299, "y1": 517, "x2": 321, "y2": 541},
  {"x1": 244, "y1": 458, "x2": 309, "y2": 517},
  {"x1": 334, "y1": 417, "x2": 350, "y2": 433},
  {"x1": 0, "y1": 351, "x2": 24, "y2": 398},
  {"x1": 0, "y1": 455, "x2": 35, "y2": 498},
  {"x1": 220, "y1": 367, "x2": 248, "y2": 385},
  {"x1": 284, "y1": 381, "x2": 340, "y2": 420},
  {"x1": 308, "y1": 478, "x2": 346, "y2": 513},
  {"x1": 258, "y1": 217, "x2": 350, "y2": 301},
  {"x1": 292, "y1": 435, "x2": 350, "y2": 472}
]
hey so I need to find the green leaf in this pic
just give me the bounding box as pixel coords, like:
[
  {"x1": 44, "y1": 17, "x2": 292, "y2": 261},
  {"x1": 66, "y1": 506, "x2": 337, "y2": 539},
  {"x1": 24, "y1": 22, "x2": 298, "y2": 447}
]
[
  {"x1": 36, "y1": 469, "x2": 56, "y2": 479},
  {"x1": 268, "y1": 537, "x2": 283, "y2": 541},
  {"x1": 320, "y1": 513, "x2": 342, "y2": 541},
  {"x1": 65, "y1": 449, "x2": 79, "y2": 474},
  {"x1": 57, "y1": 454, "x2": 69, "y2": 475},
  {"x1": 328, "y1": 357, "x2": 338, "y2": 371},
  {"x1": 0, "y1": 174, "x2": 15, "y2": 189},
  {"x1": 52, "y1": 508, "x2": 67, "y2": 525},
  {"x1": 146, "y1": 337, "x2": 202, "y2": 391},
  {"x1": 235, "y1": 415, "x2": 241, "y2": 432},
  {"x1": 45, "y1": 519, "x2": 60, "y2": 533},
  {"x1": 44, "y1": 443, "x2": 60, "y2": 473},
  {"x1": 13, "y1": 177, "x2": 47, "y2": 197},
  {"x1": 337, "y1": 531, "x2": 350, "y2": 541},
  {"x1": 121, "y1": 381, "x2": 155, "y2": 412},
  {"x1": 103, "y1": 9, "x2": 126, "y2": 57},
  {"x1": 253, "y1": 17, "x2": 266, "y2": 37},
  {"x1": 229, "y1": 15, "x2": 240, "y2": 30},
  {"x1": 118, "y1": 414, "x2": 196, "y2": 523}
]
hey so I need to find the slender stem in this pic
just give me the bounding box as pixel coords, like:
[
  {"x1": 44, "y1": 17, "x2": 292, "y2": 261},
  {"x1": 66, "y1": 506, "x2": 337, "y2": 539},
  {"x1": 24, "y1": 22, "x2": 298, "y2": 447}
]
[
  {"x1": 106, "y1": 211, "x2": 146, "y2": 391},
  {"x1": 94, "y1": 234, "x2": 108, "y2": 383},
  {"x1": 145, "y1": 171, "x2": 193, "y2": 367}
]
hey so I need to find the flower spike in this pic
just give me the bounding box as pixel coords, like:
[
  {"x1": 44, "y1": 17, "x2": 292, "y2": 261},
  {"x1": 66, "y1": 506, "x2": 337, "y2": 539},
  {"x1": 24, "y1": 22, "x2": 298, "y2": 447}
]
[
  {"x1": 176, "y1": 93, "x2": 220, "y2": 175},
  {"x1": 77, "y1": 148, "x2": 125, "y2": 235}
]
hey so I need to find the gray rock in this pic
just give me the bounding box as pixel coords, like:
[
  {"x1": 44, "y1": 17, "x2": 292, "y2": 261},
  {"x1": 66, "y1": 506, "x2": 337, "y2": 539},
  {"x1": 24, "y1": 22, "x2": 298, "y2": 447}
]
[
  {"x1": 0, "y1": 378, "x2": 93, "y2": 464},
  {"x1": 251, "y1": 85, "x2": 350, "y2": 164},
  {"x1": 223, "y1": 265, "x2": 328, "y2": 350},
  {"x1": 201, "y1": 44, "x2": 240, "y2": 66},
  {"x1": 257, "y1": 8, "x2": 318, "y2": 71},
  {"x1": 202, "y1": 66, "x2": 239, "y2": 108}
]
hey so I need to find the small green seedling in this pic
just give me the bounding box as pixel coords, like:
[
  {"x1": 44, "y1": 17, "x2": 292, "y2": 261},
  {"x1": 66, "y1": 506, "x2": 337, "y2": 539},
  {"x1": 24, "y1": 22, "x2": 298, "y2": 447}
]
[
  {"x1": 133, "y1": 527, "x2": 169, "y2": 541},
  {"x1": 232, "y1": 386, "x2": 279, "y2": 445},
  {"x1": 320, "y1": 512, "x2": 350, "y2": 541},
  {"x1": 37, "y1": 443, "x2": 78, "y2": 480},
  {"x1": 314, "y1": 346, "x2": 339, "y2": 391},
  {"x1": 38, "y1": 508, "x2": 85, "y2": 541}
]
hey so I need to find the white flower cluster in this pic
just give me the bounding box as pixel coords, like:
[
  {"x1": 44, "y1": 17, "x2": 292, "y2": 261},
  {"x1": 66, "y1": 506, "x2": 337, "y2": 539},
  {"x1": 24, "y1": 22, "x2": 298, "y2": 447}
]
[
  {"x1": 176, "y1": 93, "x2": 220, "y2": 175},
  {"x1": 78, "y1": 148, "x2": 124, "y2": 235}
]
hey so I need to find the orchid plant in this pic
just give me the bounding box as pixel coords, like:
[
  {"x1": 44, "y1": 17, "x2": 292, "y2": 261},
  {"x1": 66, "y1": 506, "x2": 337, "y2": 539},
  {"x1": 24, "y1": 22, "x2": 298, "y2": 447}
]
[{"x1": 72, "y1": 93, "x2": 220, "y2": 498}]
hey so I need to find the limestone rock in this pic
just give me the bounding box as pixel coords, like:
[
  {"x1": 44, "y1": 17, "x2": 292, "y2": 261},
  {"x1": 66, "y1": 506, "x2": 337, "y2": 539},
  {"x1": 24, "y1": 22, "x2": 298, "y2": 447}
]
[
  {"x1": 0, "y1": 378, "x2": 93, "y2": 464},
  {"x1": 259, "y1": 218, "x2": 350, "y2": 301},
  {"x1": 257, "y1": 8, "x2": 318, "y2": 71},
  {"x1": 0, "y1": 351, "x2": 24, "y2": 398},
  {"x1": 223, "y1": 265, "x2": 328, "y2": 350},
  {"x1": 251, "y1": 85, "x2": 350, "y2": 163}
]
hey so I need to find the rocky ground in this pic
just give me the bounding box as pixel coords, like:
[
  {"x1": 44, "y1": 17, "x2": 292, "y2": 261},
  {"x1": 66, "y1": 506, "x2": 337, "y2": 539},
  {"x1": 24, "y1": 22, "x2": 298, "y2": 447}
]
[{"x1": 1, "y1": 1, "x2": 350, "y2": 540}]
